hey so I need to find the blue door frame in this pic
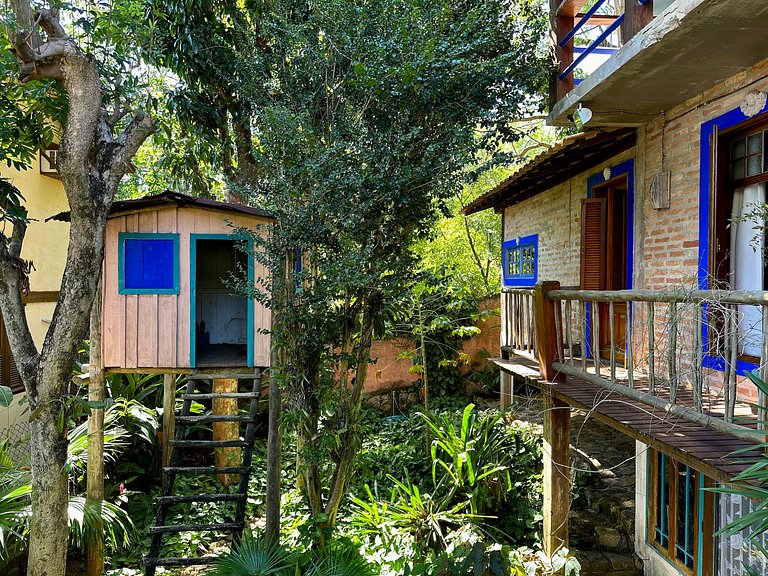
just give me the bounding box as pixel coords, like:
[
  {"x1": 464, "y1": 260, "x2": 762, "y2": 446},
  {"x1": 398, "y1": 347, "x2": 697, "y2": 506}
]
[
  {"x1": 190, "y1": 233, "x2": 254, "y2": 368},
  {"x1": 584, "y1": 159, "x2": 635, "y2": 358}
]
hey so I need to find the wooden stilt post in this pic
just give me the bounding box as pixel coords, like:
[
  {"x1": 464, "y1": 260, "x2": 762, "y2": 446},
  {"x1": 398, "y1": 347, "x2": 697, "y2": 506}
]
[
  {"x1": 86, "y1": 276, "x2": 105, "y2": 576},
  {"x1": 500, "y1": 370, "x2": 513, "y2": 410},
  {"x1": 264, "y1": 357, "x2": 282, "y2": 546},
  {"x1": 213, "y1": 377, "x2": 241, "y2": 487},
  {"x1": 542, "y1": 391, "x2": 570, "y2": 557},
  {"x1": 162, "y1": 374, "x2": 176, "y2": 473}
]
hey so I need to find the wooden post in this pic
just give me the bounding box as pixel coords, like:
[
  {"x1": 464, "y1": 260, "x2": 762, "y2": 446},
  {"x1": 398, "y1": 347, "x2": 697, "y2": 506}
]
[
  {"x1": 213, "y1": 377, "x2": 241, "y2": 487},
  {"x1": 264, "y1": 361, "x2": 282, "y2": 546},
  {"x1": 86, "y1": 276, "x2": 105, "y2": 576},
  {"x1": 500, "y1": 370, "x2": 514, "y2": 410},
  {"x1": 162, "y1": 374, "x2": 176, "y2": 472},
  {"x1": 542, "y1": 391, "x2": 570, "y2": 557},
  {"x1": 534, "y1": 281, "x2": 565, "y2": 382},
  {"x1": 550, "y1": 0, "x2": 575, "y2": 104}
]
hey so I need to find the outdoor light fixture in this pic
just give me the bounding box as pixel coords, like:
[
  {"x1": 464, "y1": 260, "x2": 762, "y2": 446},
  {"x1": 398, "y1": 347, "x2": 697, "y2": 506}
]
[{"x1": 568, "y1": 104, "x2": 593, "y2": 130}]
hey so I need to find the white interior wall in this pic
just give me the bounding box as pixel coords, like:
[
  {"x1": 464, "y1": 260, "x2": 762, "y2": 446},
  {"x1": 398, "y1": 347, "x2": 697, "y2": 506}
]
[{"x1": 196, "y1": 240, "x2": 248, "y2": 346}]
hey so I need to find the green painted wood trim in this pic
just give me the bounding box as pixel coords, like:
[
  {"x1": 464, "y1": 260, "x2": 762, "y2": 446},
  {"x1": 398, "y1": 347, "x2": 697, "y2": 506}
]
[{"x1": 189, "y1": 233, "x2": 254, "y2": 368}]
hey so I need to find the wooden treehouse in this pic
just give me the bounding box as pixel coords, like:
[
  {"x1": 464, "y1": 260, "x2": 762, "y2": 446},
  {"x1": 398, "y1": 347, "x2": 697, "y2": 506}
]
[
  {"x1": 97, "y1": 190, "x2": 272, "y2": 372},
  {"x1": 56, "y1": 191, "x2": 275, "y2": 573}
]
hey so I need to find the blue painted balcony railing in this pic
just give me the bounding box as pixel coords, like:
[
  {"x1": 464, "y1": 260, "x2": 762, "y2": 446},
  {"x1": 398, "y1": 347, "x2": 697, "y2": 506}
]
[{"x1": 558, "y1": 0, "x2": 624, "y2": 81}]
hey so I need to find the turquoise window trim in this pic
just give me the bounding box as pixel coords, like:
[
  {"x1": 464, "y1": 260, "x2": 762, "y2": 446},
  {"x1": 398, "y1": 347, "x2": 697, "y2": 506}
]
[
  {"x1": 655, "y1": 452, "x2": 669, "y2": 548},
  {"x1": 189, "y1": 233, "x2": 254, "y2": 369},
  {"x1": 118, "y1": 233, "x2": 180, "y2": 295},
  {"x1": 675, "y1": 465, "x2": 695, "y2": 569},
  {"x1": 697, "y1": 474, "x2": 705, "y2": 576},
  {"x1": 646, "y1": 450, "x2": 704, "y2": 576}
]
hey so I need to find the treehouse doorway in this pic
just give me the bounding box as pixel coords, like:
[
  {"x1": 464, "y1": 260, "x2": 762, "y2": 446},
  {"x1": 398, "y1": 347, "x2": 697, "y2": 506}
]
[{"x1": 192, "y1": 237, "x2": 252, "y2": 367}]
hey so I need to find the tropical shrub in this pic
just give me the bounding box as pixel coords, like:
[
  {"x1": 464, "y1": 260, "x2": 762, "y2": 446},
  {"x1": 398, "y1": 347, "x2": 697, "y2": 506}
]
[
  {"x1": 207, "y1": 531, "x2": 376, "y2": 576},
  {"x1": 710, "y1": 371, "x2": 768, "y2": 575},
  {"x1": 0, "y1": 432, "x2": 132, "y2": 565},
  {"x1": 420, "y1": 404, "x2": 512, "y2": 515}
]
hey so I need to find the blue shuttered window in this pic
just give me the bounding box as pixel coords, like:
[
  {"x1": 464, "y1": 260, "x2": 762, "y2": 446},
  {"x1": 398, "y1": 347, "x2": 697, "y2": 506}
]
[{"x1": 119, "y1": 233, "x2": 180, "y2": 294}]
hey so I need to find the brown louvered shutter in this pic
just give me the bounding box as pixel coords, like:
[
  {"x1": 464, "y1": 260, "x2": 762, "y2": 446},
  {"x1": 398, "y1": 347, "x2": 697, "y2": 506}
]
[
  {"x1": 0, "y1": 312, "x2": 24, "y2": 394},
  {"x1": 580, "y1": 198, "x2": 606, "y2": 290}
]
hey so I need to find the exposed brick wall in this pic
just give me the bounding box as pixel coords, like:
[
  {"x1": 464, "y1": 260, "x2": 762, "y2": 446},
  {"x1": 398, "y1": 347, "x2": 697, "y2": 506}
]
[
  {"x1": 501, "y1": 58, "x2": 768, "y2": 404},
  {"x1": 363, "y1": 296, "x2": 501, "y2": 395},
  {"x1": 502, "y1": 148, "x2": 636, "y2": 289}
]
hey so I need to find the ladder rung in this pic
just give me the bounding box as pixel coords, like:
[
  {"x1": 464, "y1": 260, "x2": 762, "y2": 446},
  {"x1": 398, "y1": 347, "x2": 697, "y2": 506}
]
[
  {"x1": 156, "y1": 493, "x2": 246, "y2": 505},
  {"x1": 149, "y1": 522, "x2": 243, "y2": 534},
  {"x1": 182, "y1": 392, "x2": 260, "y2": 400},
  {"x1": 176, "y1": 415, "x2": 256, "y2": 424},
  {"x1": 170, "y1": 440, "x2": 248, "y2": 448},
  {"x1": 164, "y1": 466, "x2": 249, "y2": 475},
  {"x1": 144, "y1": 556, "x2": 219, "y2": 567}
]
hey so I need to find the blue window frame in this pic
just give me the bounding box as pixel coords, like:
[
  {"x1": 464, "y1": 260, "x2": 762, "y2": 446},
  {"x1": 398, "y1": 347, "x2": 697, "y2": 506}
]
[
  {"x1": 118, "y1": 233, "x2": 180, "y2": 295},
  {"x1": 699, "y1": 102, "x2": 768, "y2": 375},
  {"x1": 502, "y1": 234, "x2": 538, "y2": 287}
]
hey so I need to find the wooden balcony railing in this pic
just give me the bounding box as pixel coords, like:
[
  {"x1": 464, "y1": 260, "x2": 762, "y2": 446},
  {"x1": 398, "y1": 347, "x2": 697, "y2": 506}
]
[
  {"x1": 502, "y1": 281, "x2": 768, "y2": 443},
  {"x1": 551, "y1": 0, "x2": 655, "y2": 103},
  {"x1": 500, "y1": 288, "x2": 537, "y2": 358}
]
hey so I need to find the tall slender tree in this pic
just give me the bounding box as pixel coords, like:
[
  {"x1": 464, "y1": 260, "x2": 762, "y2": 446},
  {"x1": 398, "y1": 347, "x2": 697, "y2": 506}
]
[{"x1": 2, "y1": 3, "x2": 154, "y2": 574}]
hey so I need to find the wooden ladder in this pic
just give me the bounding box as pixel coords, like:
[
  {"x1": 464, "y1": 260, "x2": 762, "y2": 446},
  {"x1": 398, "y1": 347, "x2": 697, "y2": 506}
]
[{"x1": 144, "y1": 370, "x2": 263, "y2": 574}]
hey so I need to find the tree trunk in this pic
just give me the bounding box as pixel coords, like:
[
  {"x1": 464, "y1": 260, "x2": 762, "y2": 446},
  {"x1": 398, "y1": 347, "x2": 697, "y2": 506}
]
[
  {"x1": 213, "y1": 378, "x2": 241, "y2": 487},
  {"x1": 28, "y1": 404, "x2": 69, "y2": 576},
  {"x1": 4, "y1": 7, "x2": 154, "y2": 573}
]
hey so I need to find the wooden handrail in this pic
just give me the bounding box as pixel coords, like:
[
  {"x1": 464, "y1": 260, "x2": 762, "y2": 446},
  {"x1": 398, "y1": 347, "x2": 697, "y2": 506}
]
[{"x1": 548, "y1": 288, "x2": 768, "y2": 306}]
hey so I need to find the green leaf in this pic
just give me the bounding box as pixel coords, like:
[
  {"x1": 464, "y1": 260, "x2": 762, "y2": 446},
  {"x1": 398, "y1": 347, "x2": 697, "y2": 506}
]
[{"x1": 0, "y1": 386, "x2": 13, "y2": 407}]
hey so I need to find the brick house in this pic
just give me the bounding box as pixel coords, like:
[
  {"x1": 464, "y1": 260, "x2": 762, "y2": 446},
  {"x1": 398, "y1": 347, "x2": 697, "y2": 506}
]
[{"x1": 463, "y1": 2, "x2": 768, "y2": 575}]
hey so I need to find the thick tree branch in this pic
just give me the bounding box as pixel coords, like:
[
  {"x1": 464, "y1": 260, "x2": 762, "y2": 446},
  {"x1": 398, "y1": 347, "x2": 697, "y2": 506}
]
[
  {"x1": 104, "y1": 113, "x2": 155, "y2": 191},
  {"x1": 0, "y1": 225, "x2": 40, "y2": 395}
]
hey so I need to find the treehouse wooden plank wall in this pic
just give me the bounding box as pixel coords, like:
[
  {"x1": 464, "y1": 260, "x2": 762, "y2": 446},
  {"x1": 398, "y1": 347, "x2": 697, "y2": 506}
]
[{"x1": 97, "y1": 191, "x2": 272, "y2": 371}]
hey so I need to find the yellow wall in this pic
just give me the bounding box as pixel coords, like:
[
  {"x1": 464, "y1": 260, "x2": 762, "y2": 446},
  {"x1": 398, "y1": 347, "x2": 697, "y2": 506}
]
[
  {"x1": 0, "y1": 156, "x2": 69, "y2": 349},
  {"x1": 0, "y1": 156, "x2": 69, "y2": 428}
]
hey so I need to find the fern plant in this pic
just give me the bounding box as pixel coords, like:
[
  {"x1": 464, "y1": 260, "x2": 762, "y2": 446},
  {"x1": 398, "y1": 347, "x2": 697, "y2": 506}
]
[{"x1": 0, "y1": 400, "x2": 136, "y2": 563}]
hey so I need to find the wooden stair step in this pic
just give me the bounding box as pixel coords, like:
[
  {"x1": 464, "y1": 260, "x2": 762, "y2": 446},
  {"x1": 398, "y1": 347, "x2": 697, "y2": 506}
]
[
  {"x1": 170, "y1": 439, "x2": 248, "y2": 448},
  {"x1": 155, "y1": 493, "x2": 246, "y2": 505},
  {"x1": 176, "y1": 414, "x2": 256, "y2": 424},
  {"x1": 182, "y1": 392, "x2": 260, "y2": 400},
  {"x1": 149, "y1": 522, "x2": 244, "y2": 535},
  {"x1": 164, "y1": 466, "x2": 250, "y2": 475},
  {"x1": 144, "y1": 556, "x2": 219, "y2": 567}
]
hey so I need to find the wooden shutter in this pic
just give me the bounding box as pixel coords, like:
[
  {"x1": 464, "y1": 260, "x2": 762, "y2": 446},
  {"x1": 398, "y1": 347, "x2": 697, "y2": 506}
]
[
  {"x1": 580, "y1": 198, "x2": 606, "y2": 290},
  {"x1": 0, "y1": 312, "x2": 23, "y2": 394}
]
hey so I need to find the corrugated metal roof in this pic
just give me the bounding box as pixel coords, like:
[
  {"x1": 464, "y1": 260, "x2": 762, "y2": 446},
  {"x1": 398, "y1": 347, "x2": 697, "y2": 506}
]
[
  {"x1": 461, "y1": 128, "x2": 637, "y2": 215},
  {"x1": 48, "y1": 190, "x2": 275, "y2": 222}
]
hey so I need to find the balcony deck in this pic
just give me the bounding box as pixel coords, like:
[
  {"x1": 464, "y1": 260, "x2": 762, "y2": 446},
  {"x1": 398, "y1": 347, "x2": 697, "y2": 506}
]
[
  {"x1": 549, "y1": 0, "x2": 768, "y2": 126},
  {"x1": 494, "y1": 352, "x2": 764, "y2": 484}
]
